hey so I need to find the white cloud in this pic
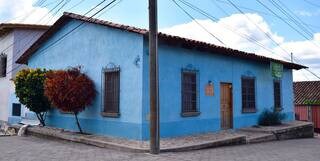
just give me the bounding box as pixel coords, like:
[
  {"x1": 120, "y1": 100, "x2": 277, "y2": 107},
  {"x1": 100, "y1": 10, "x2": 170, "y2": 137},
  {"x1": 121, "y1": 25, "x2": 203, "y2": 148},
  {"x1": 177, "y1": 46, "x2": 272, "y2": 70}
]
[
  {"x1": 0, "y1": 0, "x2": 57, "y2": 24},
  {"x1": 295, "y1": 10, "x2": 313, "y2": 17},
  {"x1": 161, "y1": 13, "x2": 320, "y2": 81},
  {"x1": 274, "y1": 34, "x2": 320, "y2": 81},
  {"x1": 295, "y1": 9, "x2": 320, "y2": 17}
]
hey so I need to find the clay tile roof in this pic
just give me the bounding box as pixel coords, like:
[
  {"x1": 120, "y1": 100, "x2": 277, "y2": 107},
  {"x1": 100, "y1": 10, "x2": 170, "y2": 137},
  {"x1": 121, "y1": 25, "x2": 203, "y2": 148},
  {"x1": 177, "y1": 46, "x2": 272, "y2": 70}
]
[
  {"x1": 16, "y1": 12, "x2": 307, "y2": 70},
  {"x1": 0, "y1": 23, "x2": 50, "y2": 36},
  {"x1": 294, "y1": 81, "x2": 320, "y2": 105}
]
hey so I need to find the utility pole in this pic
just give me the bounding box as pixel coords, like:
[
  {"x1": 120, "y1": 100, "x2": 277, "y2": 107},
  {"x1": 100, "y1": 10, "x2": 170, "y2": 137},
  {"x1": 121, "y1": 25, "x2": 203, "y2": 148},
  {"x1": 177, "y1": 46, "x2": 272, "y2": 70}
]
[
  {"x1": 291, "y1": 53, "x2": 293, "y2": 63},
  {"x1": 148, "y1": 0, "x2": 160, "y2": 154}
]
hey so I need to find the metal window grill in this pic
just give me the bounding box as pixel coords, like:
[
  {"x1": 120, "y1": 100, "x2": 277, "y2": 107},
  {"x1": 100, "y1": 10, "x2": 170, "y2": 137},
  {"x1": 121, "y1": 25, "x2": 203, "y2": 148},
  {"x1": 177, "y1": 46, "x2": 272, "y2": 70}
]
[
  {"x1": 12, "y1": 103, "x2": 21, "y2": 117},
  {"x1": 274, "y1": 80, "x2": 281, "y2": 110},
  {"x1": 0, "y1": 54, "x2": 7, "y2": 77},
  {"x1": 241, "y1": 77, "x2": 256, "y2": 113},
  {"x1": 181, "y1": 70, "x2": 198, "y2": 113},
  {"x1": 103, "y1": 68, "x2": 120, "y2": 114}
]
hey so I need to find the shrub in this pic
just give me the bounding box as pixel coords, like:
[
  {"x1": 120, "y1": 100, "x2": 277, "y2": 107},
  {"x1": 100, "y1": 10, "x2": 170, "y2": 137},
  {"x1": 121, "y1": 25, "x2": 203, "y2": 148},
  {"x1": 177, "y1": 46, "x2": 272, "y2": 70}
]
[
  {"x1": 14, "y1": 68, "x2": 51, "y2": 126},
  {"x1": 44, "y1": 67, "x2": 96, "y2": 133},
  {"x1": 258, "y1": 108, "x2": 286, "y2": 126}
]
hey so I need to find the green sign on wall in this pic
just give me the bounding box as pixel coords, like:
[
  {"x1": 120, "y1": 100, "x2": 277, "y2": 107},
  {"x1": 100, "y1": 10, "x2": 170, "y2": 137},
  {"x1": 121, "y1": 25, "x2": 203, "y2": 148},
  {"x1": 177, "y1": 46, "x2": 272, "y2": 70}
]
[{"x1": 271, "y1": 62, "x2": 283, "y2": 78}]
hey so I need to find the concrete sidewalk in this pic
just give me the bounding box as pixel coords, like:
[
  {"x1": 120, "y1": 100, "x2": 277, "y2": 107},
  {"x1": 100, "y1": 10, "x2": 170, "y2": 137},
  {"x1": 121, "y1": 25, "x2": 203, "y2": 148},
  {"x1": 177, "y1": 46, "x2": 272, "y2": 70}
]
[{"x1": 9, "y1": 121, "x2": 314, "y2": 152}]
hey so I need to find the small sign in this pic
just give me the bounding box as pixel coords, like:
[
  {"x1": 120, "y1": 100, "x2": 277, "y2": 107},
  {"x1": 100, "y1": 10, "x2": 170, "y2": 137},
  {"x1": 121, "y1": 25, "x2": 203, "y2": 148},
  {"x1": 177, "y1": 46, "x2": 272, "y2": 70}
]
[
  {"x1": 205, "y1": 84, "x2": 214, "y2": 96},
  {"x1": 271, "y1": 62, "x2": 283, "y2": 78}
]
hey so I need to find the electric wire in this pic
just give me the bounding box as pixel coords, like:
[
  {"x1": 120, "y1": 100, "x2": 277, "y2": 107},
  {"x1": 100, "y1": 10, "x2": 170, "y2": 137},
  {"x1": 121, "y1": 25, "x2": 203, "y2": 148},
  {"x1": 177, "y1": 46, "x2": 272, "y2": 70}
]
[
  {"x1": 6, "y1": 0, "x2": 119, "y2": 75},
  {"x1": 171, "y1": 0, "x2": 226, "y2": 46}
]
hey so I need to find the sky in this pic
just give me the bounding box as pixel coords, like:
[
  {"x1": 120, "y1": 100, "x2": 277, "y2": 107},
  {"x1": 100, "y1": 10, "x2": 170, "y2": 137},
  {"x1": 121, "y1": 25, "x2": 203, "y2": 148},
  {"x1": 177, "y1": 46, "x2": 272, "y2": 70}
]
[{"x1": 0, "y1": 0, "x2": 320, "y2": 81}]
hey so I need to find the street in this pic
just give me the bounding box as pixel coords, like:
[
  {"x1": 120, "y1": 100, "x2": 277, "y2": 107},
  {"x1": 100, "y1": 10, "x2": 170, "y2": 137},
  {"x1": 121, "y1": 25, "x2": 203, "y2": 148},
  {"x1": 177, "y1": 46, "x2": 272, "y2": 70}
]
[{"x1": 0, "y1": 136, "x2": 319, "y2": 161}]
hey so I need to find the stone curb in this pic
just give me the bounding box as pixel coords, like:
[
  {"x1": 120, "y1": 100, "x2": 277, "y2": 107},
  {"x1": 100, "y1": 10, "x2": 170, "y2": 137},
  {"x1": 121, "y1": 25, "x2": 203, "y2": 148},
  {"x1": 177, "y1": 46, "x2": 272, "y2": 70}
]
[
  {"x1": 9, "y1": 121, "x2": 314, "y2": 153},
  {"x1": 239, "y1": 121, "x2": 313, "y2": 134},
  {"x1": 11, "y1": 125, "x2": 149, "y2": 153},
  {"x1": 160, "y1": 135, "x2": 246, "y2": 152},
  {"x1": 11, "y1": 124, "x2": 247, "y2": 153},
  {"x1": 246, "y1": 133, "x2": 276, "y2": 144}
]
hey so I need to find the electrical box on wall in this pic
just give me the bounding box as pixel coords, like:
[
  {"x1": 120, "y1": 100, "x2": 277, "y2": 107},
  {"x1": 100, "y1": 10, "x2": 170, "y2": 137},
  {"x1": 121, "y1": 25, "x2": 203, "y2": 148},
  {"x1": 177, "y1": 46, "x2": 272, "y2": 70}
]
[{"x1": 205, "y1": 82, "x2": 214, "y2": 96}]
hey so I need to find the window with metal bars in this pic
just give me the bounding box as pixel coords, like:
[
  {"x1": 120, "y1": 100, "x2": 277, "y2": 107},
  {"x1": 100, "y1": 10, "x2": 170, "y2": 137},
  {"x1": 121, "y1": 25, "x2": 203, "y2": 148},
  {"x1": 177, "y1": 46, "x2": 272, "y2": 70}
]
[
  {"x1": 241, "y1": 77, "x2": 256, "y2": 113},
  {"x1": 0, "y1": 54, "x2": 7, "y2": 78},
  {"x1": 274, "y1": 80, "x2": 281, "y2": 111},
  {"x1": 102, "y1": 67, "x2": 120, "y2": 117},
  {"x1": 12, "y1": 103, "x2": 21, "y2": 116},
  {"x1": 181, "y1": 69, "x2": 199, "y2": 116}
]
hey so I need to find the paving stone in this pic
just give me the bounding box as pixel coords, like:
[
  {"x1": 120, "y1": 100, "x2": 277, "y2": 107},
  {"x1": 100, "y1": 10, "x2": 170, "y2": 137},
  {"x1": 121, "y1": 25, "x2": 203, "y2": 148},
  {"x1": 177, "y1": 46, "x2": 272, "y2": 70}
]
[{"x1": 1, "y1": 136, "x2": 320, "y2": 161}]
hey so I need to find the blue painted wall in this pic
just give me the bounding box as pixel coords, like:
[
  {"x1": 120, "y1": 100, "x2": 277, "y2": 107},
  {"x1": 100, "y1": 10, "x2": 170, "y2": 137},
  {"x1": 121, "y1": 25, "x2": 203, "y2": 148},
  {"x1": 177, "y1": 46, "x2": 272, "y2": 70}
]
[
  {"x1": 27, "y1": 19, "x2": 294, "y2": 140},
  {"x1": 28, "y1": 20, "x2": 145, "y2": 139},
  {"x1": 142, "y1": 41, "x2": 294, "y2": 139}
]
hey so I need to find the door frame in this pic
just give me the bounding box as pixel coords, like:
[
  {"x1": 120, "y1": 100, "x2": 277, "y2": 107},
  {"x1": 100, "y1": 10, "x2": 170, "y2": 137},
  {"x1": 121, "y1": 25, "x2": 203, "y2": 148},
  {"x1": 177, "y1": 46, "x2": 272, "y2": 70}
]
[{"x1": 220, "y1": 82, "x2": 233, "y2": 129}]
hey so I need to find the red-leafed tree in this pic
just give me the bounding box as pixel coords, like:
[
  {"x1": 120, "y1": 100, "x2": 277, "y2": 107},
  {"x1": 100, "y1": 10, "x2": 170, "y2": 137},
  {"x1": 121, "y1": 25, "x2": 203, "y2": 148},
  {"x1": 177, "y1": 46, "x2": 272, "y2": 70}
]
[{"x1": 44, "y1": 67, "x2": 96, "y2": 133}]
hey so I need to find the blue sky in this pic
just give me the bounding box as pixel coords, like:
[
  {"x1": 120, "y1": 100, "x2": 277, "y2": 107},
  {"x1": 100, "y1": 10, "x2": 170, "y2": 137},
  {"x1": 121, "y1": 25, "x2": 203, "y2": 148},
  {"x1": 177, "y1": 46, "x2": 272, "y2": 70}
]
[
  {"x1": 58, "y1": 0, "x2": 320, "y2": 41},
  {"x1": 1, "y1": 0, "x2": 320, "y2": 80}
]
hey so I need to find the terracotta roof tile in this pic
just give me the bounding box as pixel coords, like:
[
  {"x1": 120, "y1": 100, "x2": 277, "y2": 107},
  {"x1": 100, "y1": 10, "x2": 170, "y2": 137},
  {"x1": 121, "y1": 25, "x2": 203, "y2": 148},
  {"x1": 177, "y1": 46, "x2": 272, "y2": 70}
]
[
  {"x1": 294, "y1": 81, "x2": 320, "y2": 105},
  {"x1": 0, "y1": 23, "x2": 50, "y2": 36},
  {"x1": 16, "y1": 12, "x2": 307, "y2": 70}
]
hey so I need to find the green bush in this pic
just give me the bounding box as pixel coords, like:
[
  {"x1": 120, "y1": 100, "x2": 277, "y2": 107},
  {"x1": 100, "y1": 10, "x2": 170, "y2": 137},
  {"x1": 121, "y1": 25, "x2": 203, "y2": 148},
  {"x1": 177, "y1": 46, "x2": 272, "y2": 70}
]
[
  {"x1": 14, "y1": 68, "x2": 51, "y2": 126},
  {"x1": 258, "y1": 108, "x2": 286, "y2": 126}
]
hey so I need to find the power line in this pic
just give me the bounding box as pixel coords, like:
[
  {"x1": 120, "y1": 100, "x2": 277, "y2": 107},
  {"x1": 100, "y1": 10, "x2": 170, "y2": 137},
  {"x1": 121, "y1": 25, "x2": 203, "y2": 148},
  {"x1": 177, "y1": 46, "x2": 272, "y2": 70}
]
[
  {"x1": 38, "y1": 0, "x2": 66, "y2": 24},
  {"x1": 303, "y1": 0, "x2": 320, "y2": 8},
  {"x1": 97, "y1": 0, "x2": 123, "y2": 18},
  {"x1": 3, "y1": 0, "x2": 86, "y2": 66},
  {"x1": 214, "y1": 0, "x2": 320, "y2": 30},
  {"x1": 1, "y1": 0, "x2": 66, "y2": 64},
  {"x1": 171, "y1": 0, "x2": 226, "y2": 46},
  {"x1": 5, "y1": 0, "x2": 109, "y2": 72},
  {"x1": 175, "y1": 0, "x2": 289, "y2": 61},
  {"x1": 175, "y1": 0, "x2": 320, "y2": 80},
  {"x1": 6, "y1": 0, "x2": 119, "y2": 75},
  {"x1": 274, "y1": 0, "x2": 316, "y2": 33},
  {"x1": 46, "y1": 0, "x2": 72, "y2": 24},
  {"x1": 269, "y1": 0, "x2": 314, "y2": 38},
  {"x1": 67, "y1": 0, "x2": 86, "y2": 11},
  {"x1": 253, "y1": 0, "x2": 320, "y2": 79},
  {"x1": 1, "y1": 0, "x2": 58, "y2": 23},
  {"x1": 0, "y1": 0, "x2": 61, "y2": 52},
  {"x1": 256, "y1": 0, "x2": 320, "y2": 48},
  {"x1": 225, "y1": 0, "x2": 293, "y2": 59}
]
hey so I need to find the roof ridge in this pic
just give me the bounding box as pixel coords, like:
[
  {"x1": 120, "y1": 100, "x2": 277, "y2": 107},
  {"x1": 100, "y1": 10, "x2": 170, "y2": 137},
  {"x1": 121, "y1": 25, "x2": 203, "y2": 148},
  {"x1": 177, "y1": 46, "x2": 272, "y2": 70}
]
[
  {"x1": 0, "y1": 23, "x2": 50, "y2": 28},
  {"x1": 294, "y1": 81, "x2": 320, "y2": 83},
  {"x1": 16, "y1": 12, "x2": 308, "y2": 70},
  {"x1": 61, "y1": 12, "x2": 306, "y2": 68}
]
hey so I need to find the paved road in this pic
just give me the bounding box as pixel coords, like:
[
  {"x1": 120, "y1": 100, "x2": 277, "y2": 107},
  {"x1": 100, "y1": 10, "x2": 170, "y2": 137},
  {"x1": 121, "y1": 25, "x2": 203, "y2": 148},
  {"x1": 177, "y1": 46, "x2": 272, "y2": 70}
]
[{"x1": 0, "y1": 136, "x2": 320, "y2": 161}]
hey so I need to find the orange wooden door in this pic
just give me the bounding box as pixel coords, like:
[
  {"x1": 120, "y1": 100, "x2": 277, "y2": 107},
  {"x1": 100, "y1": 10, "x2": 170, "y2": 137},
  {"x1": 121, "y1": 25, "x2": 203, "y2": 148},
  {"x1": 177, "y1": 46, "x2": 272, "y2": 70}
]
[{"x1": 220, "y1": 83, "x2": 233, "y2": 129}]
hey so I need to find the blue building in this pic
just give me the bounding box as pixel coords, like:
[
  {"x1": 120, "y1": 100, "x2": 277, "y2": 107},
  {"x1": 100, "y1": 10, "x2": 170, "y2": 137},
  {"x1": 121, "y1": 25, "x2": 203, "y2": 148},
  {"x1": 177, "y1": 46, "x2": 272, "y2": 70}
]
[{"x1": 17, "y1": 13, "x2": 306, "y2": 140}]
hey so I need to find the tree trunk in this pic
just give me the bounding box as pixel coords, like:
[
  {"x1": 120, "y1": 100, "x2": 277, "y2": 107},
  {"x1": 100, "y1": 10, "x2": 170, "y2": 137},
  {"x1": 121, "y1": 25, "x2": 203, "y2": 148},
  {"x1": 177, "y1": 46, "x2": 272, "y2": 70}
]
[
  {"x1": 36, "y1": 113, "x2": 46, "y2": 126},
  {"x1": 74, "y1": 112, "x2": 83, "y2": 133}
]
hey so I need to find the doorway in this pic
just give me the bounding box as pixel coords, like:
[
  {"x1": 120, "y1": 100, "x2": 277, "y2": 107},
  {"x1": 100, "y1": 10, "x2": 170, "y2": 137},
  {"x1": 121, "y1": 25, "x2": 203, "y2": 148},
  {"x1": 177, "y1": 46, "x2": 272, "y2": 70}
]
[{"x1": 220, "y1": 83, "x2": 233, "y2": 129}]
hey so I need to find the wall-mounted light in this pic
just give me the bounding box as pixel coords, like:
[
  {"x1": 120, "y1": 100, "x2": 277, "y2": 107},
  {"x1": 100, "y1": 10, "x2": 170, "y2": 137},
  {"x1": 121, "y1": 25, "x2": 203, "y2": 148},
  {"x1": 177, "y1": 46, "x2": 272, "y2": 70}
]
[
  {"x1": 205, "y1": 80, "x2": 214, "y2": 96},
  {"x1": 134, "y1": 55, "x2": 141, "y2": 68}
]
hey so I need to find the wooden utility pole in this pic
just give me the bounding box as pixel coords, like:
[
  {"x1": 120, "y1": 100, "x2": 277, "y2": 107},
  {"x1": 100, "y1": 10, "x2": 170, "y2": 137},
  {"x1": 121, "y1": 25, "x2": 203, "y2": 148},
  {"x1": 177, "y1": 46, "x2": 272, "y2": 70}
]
[{"x1": 148, "y1": 0, "x2": 160, "y2": 154}]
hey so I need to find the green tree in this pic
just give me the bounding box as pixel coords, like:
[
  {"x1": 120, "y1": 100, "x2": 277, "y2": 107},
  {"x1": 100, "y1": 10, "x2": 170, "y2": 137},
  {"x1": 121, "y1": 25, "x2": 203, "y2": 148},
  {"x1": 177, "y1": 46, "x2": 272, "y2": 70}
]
[{"x1": 14, "y1": 69, "x2": 51, "y2": 126}]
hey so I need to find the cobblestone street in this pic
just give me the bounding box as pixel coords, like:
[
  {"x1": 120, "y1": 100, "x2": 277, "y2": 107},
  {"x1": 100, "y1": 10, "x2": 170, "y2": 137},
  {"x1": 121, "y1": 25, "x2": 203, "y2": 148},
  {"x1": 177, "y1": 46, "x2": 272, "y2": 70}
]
[{"x1": 1, "y1": 136, "x2": 320, "y2": 161}]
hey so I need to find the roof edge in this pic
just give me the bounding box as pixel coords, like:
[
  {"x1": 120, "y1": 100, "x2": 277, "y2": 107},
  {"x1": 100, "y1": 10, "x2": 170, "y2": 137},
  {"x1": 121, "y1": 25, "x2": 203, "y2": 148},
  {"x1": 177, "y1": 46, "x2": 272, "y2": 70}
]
[{"x1": 16, "y1": 12, "x2": 308, "y2": 70}]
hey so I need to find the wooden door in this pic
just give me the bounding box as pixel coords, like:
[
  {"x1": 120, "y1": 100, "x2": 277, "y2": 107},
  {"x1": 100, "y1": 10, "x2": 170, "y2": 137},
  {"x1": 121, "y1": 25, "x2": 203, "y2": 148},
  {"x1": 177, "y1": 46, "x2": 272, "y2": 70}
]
[{"x1": 220, "y1": 83, "x2": 233, "y2": 129}]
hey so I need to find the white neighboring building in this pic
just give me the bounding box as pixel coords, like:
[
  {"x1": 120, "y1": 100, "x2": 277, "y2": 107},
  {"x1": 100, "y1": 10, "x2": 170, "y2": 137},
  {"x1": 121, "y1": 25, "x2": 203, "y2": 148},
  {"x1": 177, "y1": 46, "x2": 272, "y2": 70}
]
[{"x1": 0, "y1": 23, "x2": 49, "y2": 123}]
